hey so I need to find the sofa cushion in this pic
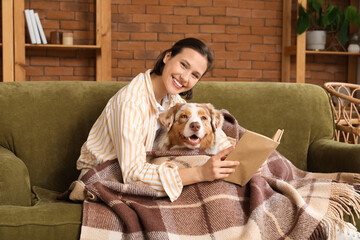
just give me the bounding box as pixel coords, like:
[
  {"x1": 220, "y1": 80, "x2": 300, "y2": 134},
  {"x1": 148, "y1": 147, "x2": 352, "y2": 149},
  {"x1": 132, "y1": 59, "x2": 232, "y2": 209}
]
[
  {"x1": 0, "y1": 186, "x2": 82, "y2": 240},
  {"x1": 0, "y1": 146, "x2": 31, "y2": 206}
]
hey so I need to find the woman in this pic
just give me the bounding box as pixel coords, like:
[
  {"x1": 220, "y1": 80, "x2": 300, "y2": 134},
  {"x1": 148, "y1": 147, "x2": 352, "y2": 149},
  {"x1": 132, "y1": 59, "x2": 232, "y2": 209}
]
[{"x1": 76, "y1": 38, "x2": 239, "y2": 202}]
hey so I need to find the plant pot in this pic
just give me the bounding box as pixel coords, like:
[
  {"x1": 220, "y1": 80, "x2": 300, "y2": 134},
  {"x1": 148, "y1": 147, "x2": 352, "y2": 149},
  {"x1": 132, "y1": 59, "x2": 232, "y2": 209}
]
[{"x1": 306, "y1": 30, "x2": 326, "y2": 50}]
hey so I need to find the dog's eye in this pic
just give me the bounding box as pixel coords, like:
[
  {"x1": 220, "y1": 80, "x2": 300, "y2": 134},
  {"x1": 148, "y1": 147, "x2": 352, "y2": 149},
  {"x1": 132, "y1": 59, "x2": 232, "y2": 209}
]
[
  {"x1": 181, "y1": 114, "x2": 188, "y2": 119},
  {"x1": 201, "y1": 116, "x2": 207, "y2": 120}
]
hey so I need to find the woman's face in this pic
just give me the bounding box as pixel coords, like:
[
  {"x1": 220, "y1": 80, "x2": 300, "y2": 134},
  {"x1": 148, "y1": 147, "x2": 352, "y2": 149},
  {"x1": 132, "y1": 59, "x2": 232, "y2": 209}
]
[{"x1": 161, "y1": 48, "x2": 208, "y2": 95}]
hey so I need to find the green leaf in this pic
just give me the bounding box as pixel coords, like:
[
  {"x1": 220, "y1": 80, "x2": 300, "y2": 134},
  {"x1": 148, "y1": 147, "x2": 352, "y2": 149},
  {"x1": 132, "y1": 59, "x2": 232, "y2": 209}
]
[
  {"x1": 338, "y1": 19, "x2": 349, "y2": 45},
  {"x1": 345, "y1": 6, "x2": 357, "y2": 22},
  {"x1": 296, "y1": 5, "x2": 310, "y2": 34}
]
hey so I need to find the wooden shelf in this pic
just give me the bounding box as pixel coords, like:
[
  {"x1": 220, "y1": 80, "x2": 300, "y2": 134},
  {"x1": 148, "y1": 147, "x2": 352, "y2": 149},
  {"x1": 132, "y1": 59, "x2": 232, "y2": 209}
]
[
  {"x1": 284, "y1": 46, "x2": 360, "y2": 56},
  {"x1": 2, "y1": 0, "x2": 111, "y2": 82},
  {"x1": 282, "y1": 0, "x2": 359, "y2": 84},
  {"x1": 25, "y1": 44, "x2": 101, "y2": 50}
]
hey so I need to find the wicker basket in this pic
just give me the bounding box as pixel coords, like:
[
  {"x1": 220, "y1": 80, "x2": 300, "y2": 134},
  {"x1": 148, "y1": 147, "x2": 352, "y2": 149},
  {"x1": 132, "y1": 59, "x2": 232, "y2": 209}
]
[{"x1": 323, "y1": 82, "x2": 360, "y2": 144}]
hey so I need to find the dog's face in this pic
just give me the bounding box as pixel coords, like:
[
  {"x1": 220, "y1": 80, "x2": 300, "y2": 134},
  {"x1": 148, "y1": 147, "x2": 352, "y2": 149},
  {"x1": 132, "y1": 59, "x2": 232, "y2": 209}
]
[{"x1": 157, "y1": 103, "x2": 224, "y2": 151}]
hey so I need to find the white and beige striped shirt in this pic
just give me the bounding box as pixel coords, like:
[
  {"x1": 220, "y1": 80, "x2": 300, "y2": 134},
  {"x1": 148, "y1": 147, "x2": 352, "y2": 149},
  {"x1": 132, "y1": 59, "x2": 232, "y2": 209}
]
[{"x1": 76, "y1": 69, "x2": 235, "y2": 201}]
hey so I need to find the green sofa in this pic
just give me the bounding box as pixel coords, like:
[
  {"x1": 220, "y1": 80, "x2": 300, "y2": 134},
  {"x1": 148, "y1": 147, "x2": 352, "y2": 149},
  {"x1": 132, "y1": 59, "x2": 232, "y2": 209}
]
[{"x1": 1, "y1": 81, "x2": 360, "y2": 240}]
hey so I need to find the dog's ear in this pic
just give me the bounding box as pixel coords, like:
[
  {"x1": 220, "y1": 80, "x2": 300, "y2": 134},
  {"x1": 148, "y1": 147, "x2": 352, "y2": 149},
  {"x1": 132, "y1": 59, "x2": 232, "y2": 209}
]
[
  {"x1": 159, "y1": 103, "x2": 184, "y2": 132},
  {"x1": 205, "y1": 103, "x2": 224, "y2": 133}
]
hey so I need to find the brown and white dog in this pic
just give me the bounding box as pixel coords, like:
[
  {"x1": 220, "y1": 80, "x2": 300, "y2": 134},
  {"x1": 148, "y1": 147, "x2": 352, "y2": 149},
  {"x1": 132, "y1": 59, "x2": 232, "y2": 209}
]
[{"x1": 153, "y1": 103, "x2": 224, "y2": 154}]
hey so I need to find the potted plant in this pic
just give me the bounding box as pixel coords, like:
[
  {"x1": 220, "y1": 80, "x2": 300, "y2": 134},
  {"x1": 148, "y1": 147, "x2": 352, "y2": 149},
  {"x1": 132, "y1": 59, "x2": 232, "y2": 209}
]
[
  {"x1": 296, "y1": 0, "x2": 360, "y2": 50},
  {"x1": 296, "y1": 0, "x2": 340, "y2": 50}
]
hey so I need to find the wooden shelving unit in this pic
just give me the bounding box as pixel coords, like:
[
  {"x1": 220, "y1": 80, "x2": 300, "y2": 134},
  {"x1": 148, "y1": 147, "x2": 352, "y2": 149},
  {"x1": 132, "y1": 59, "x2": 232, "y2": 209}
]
[
  {"x1": 2, "y1": 0, "x2": 111, "y2": 82},
  {"x1": 282, "y1": 0, "x2": 359, "y2": 84}
]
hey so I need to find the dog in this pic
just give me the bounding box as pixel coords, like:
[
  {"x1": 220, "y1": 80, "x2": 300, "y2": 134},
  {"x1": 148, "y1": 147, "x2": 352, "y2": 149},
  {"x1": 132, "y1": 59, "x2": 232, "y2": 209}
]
[{"x1": 153, "y1": 103, "x2": 224, "y2": 154}]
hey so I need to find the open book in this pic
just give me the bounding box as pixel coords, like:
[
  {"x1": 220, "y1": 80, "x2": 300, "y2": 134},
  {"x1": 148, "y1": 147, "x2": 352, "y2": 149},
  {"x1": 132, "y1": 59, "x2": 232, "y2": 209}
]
[{"x1": 224, "y1": 129, "x2": 284, "y2": 186}]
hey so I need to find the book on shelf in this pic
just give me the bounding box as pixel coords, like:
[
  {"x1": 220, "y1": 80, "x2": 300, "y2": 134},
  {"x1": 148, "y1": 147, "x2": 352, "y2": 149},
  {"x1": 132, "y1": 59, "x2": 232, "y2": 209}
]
[
  {"x1": 29, "y1": 9, "x2": 41, "y2": 44},
  {"x1": 24, "y1": 9, "x2": 36, "y2": 44},
  {"x1": 34, "y1": 13, "x2": 47, "y2": 44},
  {"x1": 224, "y1": 129, "x2": 284, "y2": 186}
]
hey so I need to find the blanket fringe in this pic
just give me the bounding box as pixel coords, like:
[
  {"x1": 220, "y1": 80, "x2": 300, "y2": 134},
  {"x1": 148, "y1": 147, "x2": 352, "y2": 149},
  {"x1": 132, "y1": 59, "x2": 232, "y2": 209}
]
[{"x1": 313, "y1": 182, "x2": 360, "y2": 240}]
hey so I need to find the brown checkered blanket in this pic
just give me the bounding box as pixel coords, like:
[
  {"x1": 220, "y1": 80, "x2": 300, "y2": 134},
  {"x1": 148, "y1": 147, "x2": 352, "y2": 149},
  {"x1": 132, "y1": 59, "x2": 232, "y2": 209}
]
[{"x1": 61, "y1": 111, "x2": 360, "y2": 240}]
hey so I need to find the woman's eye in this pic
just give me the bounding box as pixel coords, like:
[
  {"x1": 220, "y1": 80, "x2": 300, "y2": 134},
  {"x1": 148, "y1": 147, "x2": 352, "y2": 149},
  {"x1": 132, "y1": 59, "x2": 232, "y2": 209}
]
[
  {"x1": 192, "y1": 73, "x2": 200, "y2": 79},
  {"x1": 180, "y1": 62, "x2": 187, "y2": 68}
]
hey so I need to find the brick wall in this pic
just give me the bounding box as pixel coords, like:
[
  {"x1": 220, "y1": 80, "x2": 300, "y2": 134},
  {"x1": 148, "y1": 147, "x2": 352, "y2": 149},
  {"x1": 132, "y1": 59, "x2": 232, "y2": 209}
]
[
  {"x1": 112, "y1": 0, "x2": 284, "y2": 82},
  {"x1": 25, "y1": 0, "x2": 96, "y2": 81},
  {"x1": 4, "y1": 0, "x2": 351, "y2": 85}
]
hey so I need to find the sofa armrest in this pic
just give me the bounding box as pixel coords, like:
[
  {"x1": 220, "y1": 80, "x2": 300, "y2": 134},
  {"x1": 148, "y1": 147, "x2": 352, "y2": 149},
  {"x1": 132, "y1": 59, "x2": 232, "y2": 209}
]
[
  {"x1": 0, "y1": 146, "x2": 31, "y2": 206},
  {"x1": 308, "y1": 139, "x2": 360, "y2": 173}
]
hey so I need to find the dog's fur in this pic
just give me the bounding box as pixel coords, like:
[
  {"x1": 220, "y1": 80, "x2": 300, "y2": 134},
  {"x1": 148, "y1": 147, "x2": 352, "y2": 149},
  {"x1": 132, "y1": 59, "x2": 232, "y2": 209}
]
[{"x1": 153, "y1": 103, "x2": 224, "y2": 154}]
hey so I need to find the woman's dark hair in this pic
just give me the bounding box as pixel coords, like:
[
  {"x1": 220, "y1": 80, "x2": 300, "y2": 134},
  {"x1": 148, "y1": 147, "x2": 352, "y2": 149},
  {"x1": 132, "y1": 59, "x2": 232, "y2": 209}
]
[{"x1": 150, "y1": 38, "x2": 214, "y2": 100}]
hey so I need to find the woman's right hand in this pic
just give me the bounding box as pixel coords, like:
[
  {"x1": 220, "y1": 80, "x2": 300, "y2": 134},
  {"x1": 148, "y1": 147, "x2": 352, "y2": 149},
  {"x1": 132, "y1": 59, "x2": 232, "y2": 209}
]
[{"x1": 199, "y1": 146, "x2": 239, "y2": 182}]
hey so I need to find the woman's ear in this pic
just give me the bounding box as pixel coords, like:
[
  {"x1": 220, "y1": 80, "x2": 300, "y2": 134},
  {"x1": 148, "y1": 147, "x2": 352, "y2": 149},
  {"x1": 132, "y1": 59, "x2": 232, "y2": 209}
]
[{"x1": 163, "y1": 51, "x2": 172, "y2": 64}]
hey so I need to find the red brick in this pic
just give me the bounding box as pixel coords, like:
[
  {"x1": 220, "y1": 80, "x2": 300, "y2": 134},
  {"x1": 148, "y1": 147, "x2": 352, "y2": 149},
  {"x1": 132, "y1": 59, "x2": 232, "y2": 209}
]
[
  {"x1": 26, "y1": 67, "x2": 44, "y2": 76},
  {"x1": 251, "y1": 44, "x2": 277, "y2": 53},
  {"x1": 212, "y1": 34, "x2": 238, "y2": 42},
  {"x1": 173, "y1": 25, "x2": 199, "y2": 33},
  {"x1": 112, "y1": 51, "x2": 133, "y2": 59},
  {"x1": 213, "y1": 69, "x2": 238, "y2": 77},
  {"x1": 241, "y1": 52, "x2": 265, "y2": 61},
  {"x1": 158, "y1": 33, "x2": 185, "y2": 41},
  {"x1": 188, "y1": 16, "x2": 213, "y2": 25},
  {"x1": 132, "y1": 0, "x2": 159, "y2": 5},
  {"x1": 214, "y1": 16, "x2": 239, "y2": 25},
  {"x1": 45, "y1": 67, "x2": 73, "y2": 76},
  {"x1": 118, "y1": 5, "x2": 146, "y2": 14},
  {"x1": 238, "y1": 69, "x2": 262, "y2": 78},
  {"x1": 240, "y1": 18, "x2": 264, "y2": 27},
  {"x1": 262, "y1": 70, "x2": 281, "y2": 80},
  {"x1": 200, "y1": 7, "x2": 226, "y2": 16},
  {"x1": 46, "y1": 11, "x2": 75, "y2": 20},
  {"x1": 74, "y1": 67, "x2": 95, "y2": 76},
  {"x1": 60, "y1": 76, "x2": 94, "y2": 81},
  {"x1": 146, "y1": 5, "x2": 174, "y2": 14},
  {"x1": 159, "y1": 0, "x2": 186, "y2": 6},
  {"x1": 238, "y1": 1, "x2": 265, "y2": 9},
  {"x1": 146, "y1": 23, "x2": 172, "y2": 33},
  {"x1": 112, "y1": 0, "x2": 131, "y2": 4},
  {"x1": 200, "y1": 25, "x2": 225, "y2": 33},
  {"x1": 145, "y1": 41, "x2": 173, "y2": 51},
  {"x1": 252, "y1": 10, "x2": 281, "y2": 19},
  {"x1": 111, "y1": 32, "x2": 130, "y2": 41},
  {"x1": 134, "y1": 50, "x2": 160, "y2": 60},
  {"x1": 131, "y1": 33, "x2": 158, "y2": 41},
  {"x1": 30, "y1": 2, "x2": 59, "y2": 10},
  {"x1": 60, "y1": 2, "x2": 90, "y2": 12},
  {"x1": 187, "y1": 0, "x2": 213, "y2": 7},
  {"x1": 184, "y1": 34, "x2": 212, "y2": 43},
  {"x1": 133, "y1": 14, "x2": 160, "y2": 23},
  {"x1": 61, "y1": 58, "x2": 91, "y2": 67},
  {"x1": 174, "y1": 7, "x2": 199, "y2": 16},
  {"x1": 61, "y1": 21, "x2": 90, "y2": 30},
  {"x1": 226, "y1": 26, "x2": 250, "y2": 34},
  {"x1": 118, "y1": 23, "x2": 146, "y2": 32},
  {"x1": 118, "y1": 41, "x2": 145, "y2": 51},
  {"x1": 117, "y1": 60, "x2": 145, "y2": 68},
  {"x1": 226, "y1": 8, "x2": 251, "y2": 17},
  {"x1": 215, "y1": 51, "x2": 240, "y2": 60},
  {"x1": 31, "y1": 57, "x2": 59, "y2": 66},
  {"x1": 225, "y1": 43, "x2": 251, "y2": 51},
  {"x1": 226, "y1": 60, "x2": 251, "y2": 69},
  {"x1": 160, "y1": 15, "x2": 186, "y2": 24},
  {"x1": 252, "y1": 61, "x2": 280, "y2": 70},
  {"x1": 112, "y1": 68, "x2": 132, "y2": 77},
  {"x1": 213, "y1": 0, "x2": 238, "y2": 7}
]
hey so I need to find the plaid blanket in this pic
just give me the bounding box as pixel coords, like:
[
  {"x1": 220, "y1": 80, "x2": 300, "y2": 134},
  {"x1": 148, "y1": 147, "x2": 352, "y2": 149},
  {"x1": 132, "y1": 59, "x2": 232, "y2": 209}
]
[{"x1": 61, "y1": 111, "x2": 360, "y2": 240}]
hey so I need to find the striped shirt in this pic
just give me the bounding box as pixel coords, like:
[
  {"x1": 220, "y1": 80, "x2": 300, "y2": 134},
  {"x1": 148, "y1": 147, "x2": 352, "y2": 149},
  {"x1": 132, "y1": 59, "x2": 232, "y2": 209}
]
[{"x1": 76, "y1": 69, "x2": 235, "y2": 202}]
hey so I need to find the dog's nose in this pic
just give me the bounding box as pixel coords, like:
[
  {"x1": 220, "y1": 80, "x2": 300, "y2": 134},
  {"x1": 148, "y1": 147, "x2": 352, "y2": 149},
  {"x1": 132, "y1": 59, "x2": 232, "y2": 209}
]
[{"x1": 190, "y1": 122, "x2": 200, "y2": 132}]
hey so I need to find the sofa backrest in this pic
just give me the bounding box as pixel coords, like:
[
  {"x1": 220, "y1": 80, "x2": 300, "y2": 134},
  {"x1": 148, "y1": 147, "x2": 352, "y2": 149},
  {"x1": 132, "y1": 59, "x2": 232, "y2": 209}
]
[{"x1": 0, "y1": 81, "x2": 334, "y2": 192}]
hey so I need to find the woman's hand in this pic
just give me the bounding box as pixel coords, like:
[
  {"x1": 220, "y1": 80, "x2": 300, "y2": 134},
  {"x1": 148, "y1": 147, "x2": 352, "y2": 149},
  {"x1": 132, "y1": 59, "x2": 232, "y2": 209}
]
[{"x1": 199, "y1": 146, "x2": 239, "y2": 182}]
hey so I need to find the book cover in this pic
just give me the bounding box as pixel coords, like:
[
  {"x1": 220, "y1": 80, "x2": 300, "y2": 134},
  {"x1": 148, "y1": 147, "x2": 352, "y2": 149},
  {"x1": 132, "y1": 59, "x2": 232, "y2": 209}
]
[
  {"x1": 224, "y1": 129, "x2": 284, "y2": 186},
  {"x1": 29, "y1": 9, "x2": 41, "y2": 44},
  {"x1": 24, "y1": 9, "x2": 36, "y2": 44},
  {"x1": 34, "y1": 13, "x2": 47, "y2": 44}
]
